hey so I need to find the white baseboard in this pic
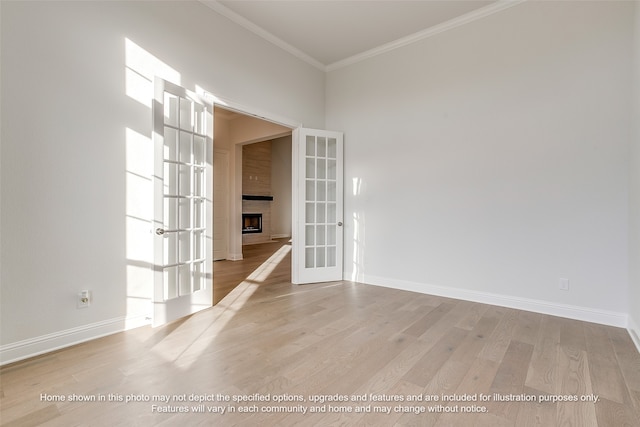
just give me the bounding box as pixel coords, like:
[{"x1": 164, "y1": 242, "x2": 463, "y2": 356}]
[
  {"x1": 227, "y1": 252, "x2": 244, "y2": 261},
  {"x1": 362, "y1": 274, "x2": 628, "y2": 328},
  {"x1": 271, "y1": 234, "x2": 291, "y2": 240},
  {"x1": 628, "y1": 315, "x2": 640, "y2": 354},
  {"x1": 0, "y1": 314, "x2": 150, "y2": 366}
]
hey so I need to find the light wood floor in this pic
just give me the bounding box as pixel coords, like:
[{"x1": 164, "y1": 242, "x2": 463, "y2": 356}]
[
  {"x1": 1, "y1": 241, "x2": 639, "y2": 426},
  {"x1": 212, "y1": 239, "x2": 292, "y2": 305}
]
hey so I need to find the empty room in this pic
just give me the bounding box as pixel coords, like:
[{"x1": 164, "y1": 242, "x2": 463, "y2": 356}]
[{"x1": 1, "y1": 1, "x2": 639, "y2": 426}]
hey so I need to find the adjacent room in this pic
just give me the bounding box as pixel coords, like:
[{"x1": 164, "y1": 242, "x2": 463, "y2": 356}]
[{"x1": 212, "y1": 106, "x2": 293, "y2": 303}]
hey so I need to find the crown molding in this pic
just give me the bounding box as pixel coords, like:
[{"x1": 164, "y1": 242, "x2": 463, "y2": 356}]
[
  {"x1": 326, "y1": 0, "x2": 527, "y2": 72},
  {"x1": 201, "y1": 0, "x2": 527, "y2": 73},
  {"x1": 200, "y1": 0, "x2": 326, "y2": 71}
]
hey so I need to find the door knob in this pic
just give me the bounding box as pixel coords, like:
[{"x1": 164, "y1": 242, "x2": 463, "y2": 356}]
[
  {"x1": 155, "y1": 228, "x2": 166, "y2": 235},
  {"x1": 337, "y1": 222, "x2": 343, "y2": 226}
]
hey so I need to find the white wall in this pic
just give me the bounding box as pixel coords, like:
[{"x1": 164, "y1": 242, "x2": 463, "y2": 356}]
[
  {"x1": 630, "y1": 1, "x2": 640, "y2": 347},
  {"x1": 271, "y1": 135, "x2": 293, "y2": 238},
  {"x1": 327, "y1": 1, "x2": 633, "y2": 325},
  {"x1": 0, "y1": 1, "x2": 324, "y2": 362}
]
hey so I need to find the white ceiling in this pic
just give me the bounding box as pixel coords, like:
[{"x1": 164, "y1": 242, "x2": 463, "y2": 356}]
[{"x1": 202, "y1": 1, "x2": 515, "y2": 71}]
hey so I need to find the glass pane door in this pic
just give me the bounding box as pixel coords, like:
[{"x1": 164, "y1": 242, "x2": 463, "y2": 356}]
[
  {"x1": 293, "y1": 128, "x2": 343, "y2": 284},
  {"x1": 304, "y1": 135, "x2": 339, "y2": 269},
  {"x1": 161, "y1": 92, "x2": 207, "y2": 300},
  {"x1": 153, "y1": 79, "x2": 213, "y2": 327}
]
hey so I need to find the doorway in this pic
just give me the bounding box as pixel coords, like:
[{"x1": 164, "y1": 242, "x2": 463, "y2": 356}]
[{"x1": 212, "y1": 106, "x2": 293, "y2": 303}]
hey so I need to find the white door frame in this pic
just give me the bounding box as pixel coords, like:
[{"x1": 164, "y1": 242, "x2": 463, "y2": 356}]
[
  {"x1": 213, "y1": 148, "x2": 230, "y2": 261},
  {"x1": 204, "y1": 93, "x2": 301, "y2": 263}
]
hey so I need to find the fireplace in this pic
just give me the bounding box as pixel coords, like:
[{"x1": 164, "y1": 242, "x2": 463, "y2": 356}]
[{"x1": 242, "y1": 213, "x2": 262, "y2": 234}]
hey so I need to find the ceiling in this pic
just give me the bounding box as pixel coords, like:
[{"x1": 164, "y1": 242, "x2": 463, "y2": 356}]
[
  {"x1": 214, "y1": 106, "x2": 243, "y2": 120},
  {"x1": 202, "y1": 0, "x2": 511, "y2": 71}
]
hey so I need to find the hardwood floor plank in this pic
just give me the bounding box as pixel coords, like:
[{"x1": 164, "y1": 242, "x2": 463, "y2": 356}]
[
  {"x1": 455, "y1": 302, "x2": 490, "y2": 331},
  {"x1": 525, "y1": 315, "x2": 561, "y2": 395},
  {"x1": 346, "y1": 335, "x2": 433, "y2": 402},
  {"x1": 488, "y1": 340, "x2": 535, "y2": 422},
  {"x1": 412, "y1": 300, "x2": 480, "y2": 351},
  {"x1": 583, "y1": 322, "x2": 627, "y2": 404},
  {"x1": 559, "y1": 317, "x2": 587, "y2": 352},
  {"x1": 1, "y1": 404, "x2": 60, "y2": 427},
  {"x1": 403, "y1": 300, "x2": 456, "y2": 334},
  {"x1": 478, "y1": 308, "x2": 518, "y2": 363},
  {"x1": 401, "y1": 304, "x2": 444, "y2": 337},
  {"x1": 446, "y1": 357, "x2": 502, "y2": 426},
  {"x1": 514, "y1": 386, "x2": 556, "y2": 427},
  {"x1": 512, "y1": 311, "x2": 542, "y2": 347},
  {"x1": 450, "y1": 311, "x2": 502, "y2": 366},
  {"x1": 608, "y1": 326, "x2": 640, "y2": 407},
  {"x1": 407, "y1": 308, "x2": 505, "y2": 426},
  {"x1": 594, "y1": 397, "x2": 639, "y2": 427},
  {"x1": 357, "y1": 380, "x2": 423, "y2": 426},
  {"x1": 402, "y1": 327, "x2": 469, "y2": 388},
  {"x1": 556, "y1": 345, "x2": 598, "y2": 427}
]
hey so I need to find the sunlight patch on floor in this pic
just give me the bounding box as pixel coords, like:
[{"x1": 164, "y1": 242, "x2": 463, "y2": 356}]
[
  {"x1": 247, "y1": 243, "x2": 292, "y2": 283},
  {"x1": 149, "y1": 243, "x2": 292, "y2": 369}
]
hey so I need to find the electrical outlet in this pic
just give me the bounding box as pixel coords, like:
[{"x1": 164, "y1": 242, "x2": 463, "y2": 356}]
[
  {"x1": 558, "y1": 278, "x2": 569, "y2": 291},
  {"x1": 77, "y1": 290, "x2": 91, "y2": 308}
]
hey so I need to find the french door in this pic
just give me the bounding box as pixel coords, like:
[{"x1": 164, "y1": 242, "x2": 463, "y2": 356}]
[
  {"x1": 292, "y1": 128, "x2": 344, "y2": 284},
  {"x1": 152, "y1": 79, "x2": 213, "y2": 327}
]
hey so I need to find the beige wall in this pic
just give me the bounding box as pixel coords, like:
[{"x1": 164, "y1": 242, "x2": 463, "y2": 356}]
[
  {"x1": 242, "y1": 141, "x2": 273, "y2": 245},
  {"x1": 629, "y1": 1, "x2": 640, "y2": 345},
  {"x1": 271, "y1": 136, "x2": 293, "y2": 239},
  {"x1": 214, "y1": 111, "x2": 232, "y2": 151},
  {"x1": 240, "y1": 137, "x2": 293, "y2": 244},
  {"x1": 215, "y1": 110, "x2": 293, "y2": 253}
]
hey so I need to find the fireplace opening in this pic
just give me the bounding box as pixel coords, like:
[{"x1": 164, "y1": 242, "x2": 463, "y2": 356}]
[{"x1": 242, "y1": 213, "x2": 262, "y2": 234}]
